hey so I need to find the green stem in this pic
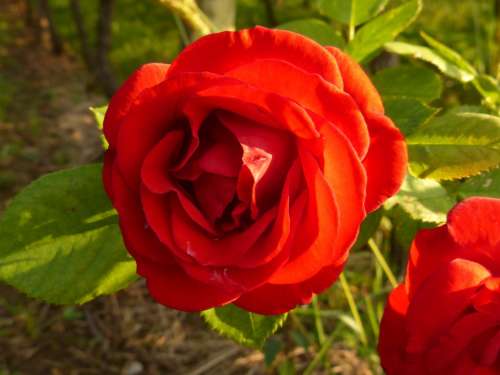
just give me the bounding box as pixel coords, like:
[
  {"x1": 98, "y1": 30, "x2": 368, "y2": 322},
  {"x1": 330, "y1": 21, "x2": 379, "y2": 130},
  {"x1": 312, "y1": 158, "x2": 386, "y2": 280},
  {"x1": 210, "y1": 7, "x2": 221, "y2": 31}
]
[
  {"x1": 339, "y1": 273, "x2": 368, "y2": 346},
  {"x1": 312, "y1": 296, "x2": 326, "y2": 345},
  {"x1": 368, "y1": 238, "x2": 398, "y2": 288},
  {"x1": 303, "y1": 326, "x2": 340, "y2": 375},
  {"x1": 348, "y1": 0, "x2": 356, "y2": 41}
]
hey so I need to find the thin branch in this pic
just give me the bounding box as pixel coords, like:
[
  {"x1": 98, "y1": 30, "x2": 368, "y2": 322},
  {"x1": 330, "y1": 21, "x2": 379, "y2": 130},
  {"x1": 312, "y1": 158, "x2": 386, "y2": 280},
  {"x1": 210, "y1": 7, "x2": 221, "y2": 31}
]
[{"x1": 157, "y1": 0, "x2": 214, "y2": 37}]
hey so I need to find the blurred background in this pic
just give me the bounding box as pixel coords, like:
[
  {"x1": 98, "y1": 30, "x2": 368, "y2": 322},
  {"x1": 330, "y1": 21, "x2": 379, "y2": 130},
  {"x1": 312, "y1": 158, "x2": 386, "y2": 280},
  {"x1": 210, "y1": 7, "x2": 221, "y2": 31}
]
[{"x1": 0, "y1": 0, "x2": 498, "y2": 374}]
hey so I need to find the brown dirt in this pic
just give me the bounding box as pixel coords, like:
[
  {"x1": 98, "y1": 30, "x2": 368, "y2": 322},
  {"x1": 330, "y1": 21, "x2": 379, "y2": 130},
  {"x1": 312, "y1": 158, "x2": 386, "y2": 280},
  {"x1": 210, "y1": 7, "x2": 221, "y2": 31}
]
[{"x1": 0, "y1": 1, "x2": 374, "y2": 374}]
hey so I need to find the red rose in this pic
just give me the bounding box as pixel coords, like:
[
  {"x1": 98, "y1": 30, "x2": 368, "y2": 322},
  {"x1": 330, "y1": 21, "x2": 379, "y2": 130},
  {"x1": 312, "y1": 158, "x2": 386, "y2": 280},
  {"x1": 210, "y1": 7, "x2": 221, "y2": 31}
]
[
  {"x1": 102, "y1": 26, "x2": 406, "y2": 314},
  {"x1": 379, "y1": 197, "x2": 500, "y2": 374}
]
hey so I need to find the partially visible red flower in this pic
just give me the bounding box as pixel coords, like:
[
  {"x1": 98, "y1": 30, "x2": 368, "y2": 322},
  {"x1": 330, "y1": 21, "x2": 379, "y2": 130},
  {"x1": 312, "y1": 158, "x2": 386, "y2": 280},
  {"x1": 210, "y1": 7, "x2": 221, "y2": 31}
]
[
  {"x1": 103, "y1": 26, "x2": 407, "y2": 315},
  {"x1": 379, "y1": 197, "x2": 500, "y2": 374}
]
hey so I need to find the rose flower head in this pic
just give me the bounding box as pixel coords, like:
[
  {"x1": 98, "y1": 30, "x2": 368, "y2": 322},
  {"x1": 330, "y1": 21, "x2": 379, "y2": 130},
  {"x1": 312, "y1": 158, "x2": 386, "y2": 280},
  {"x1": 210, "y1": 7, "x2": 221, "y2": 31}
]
[
  {"x1": 102, "y1": 26, "x2": 407, "y2": 314},
  {"x1": 379, "y1": 197, "x2": 500, "y2": 374}
]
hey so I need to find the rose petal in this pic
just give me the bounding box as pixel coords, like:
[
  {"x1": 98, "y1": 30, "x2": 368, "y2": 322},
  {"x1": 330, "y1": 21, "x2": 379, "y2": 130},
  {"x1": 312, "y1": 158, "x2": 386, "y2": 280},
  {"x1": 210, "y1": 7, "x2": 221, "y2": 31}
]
[
  {"x1": 116, "y1": 72, "x2": 231, "y2": 191},
  {"x1": 226, "y1": 59, "x2": 370, "y2": 158},
  {"x1": 168, "y1": 26, "x2": 343, "y2": 87},
  {"x1": 447, "y1": 197, "x2": 500, "y2": 271},
  {"x1": 141, "y1": 130, "x2": 215, "y2": 233},
  {"x1": 217, "y1": 111, "x2": 294, "y2": 215},
  {"x1": 104, "y1": 63, "x2": 169, "y2": 148},
  {"x1": 326, "y1": 47, "x2": 383, "y2": 115},
  {"x1": 193, "y1": 173, "x2": 237, "y2": 222},
  {"x1": 361, "y1": 112, "x2": 407, "y2": 212},
  {"x1": 405, "y1": 259, "x2": 491, "y2": 354},
  {"x1": 194, "y1": 81, "x2": 320, "y2": 139},
  {"x1": 140, "y1": 261, "x2": 240, "y2": 312},
  {"x1": 378, "y1": 285, "x2": 412, "y2": 375},
  {"x1": 267, "y1": 148, "x2": 339, "y2": 283}
]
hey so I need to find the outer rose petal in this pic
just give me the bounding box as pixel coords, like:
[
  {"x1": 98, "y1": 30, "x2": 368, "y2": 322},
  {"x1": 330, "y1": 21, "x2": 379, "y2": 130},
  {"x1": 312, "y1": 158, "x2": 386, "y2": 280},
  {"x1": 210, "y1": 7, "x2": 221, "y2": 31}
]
[
  {"x1": 168, "y1": 26, "x2": 343, "y2": 87},
  {"x1": 447, "y1": 198, "x2": 500, "y2": 266},
  {"x1": 225, "y1": 59, "x2": 370, "y2": 158},
  {"x1": 326, "y1": 47, "x2": 406, "y2": 212},
  {"x1": 139, "y1": 261, "x2": 240, "y2": 312},
  {"x1": 378, "y1": 285, "x2": 412, "y2": 375},
  {"x1": 361, "y1": 112, "x2": 407, "y2": 212},
  {"x1": 325, "y1": 47, "x2": 383, "y2": 115},
  {"x1": 103, "y1": 63, "x2": 169, "y2": 148},
  {"x1": 404, "y1": 259, "x2": 491, "y2": 353}
]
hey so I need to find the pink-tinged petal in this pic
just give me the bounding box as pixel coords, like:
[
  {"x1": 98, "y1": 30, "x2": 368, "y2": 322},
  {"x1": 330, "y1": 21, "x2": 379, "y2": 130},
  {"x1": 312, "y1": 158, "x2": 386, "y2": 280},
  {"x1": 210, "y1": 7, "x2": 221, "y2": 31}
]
[
  {"x1": 267, "y1": 149, "x2": 339, "y2": 284},
  {"x1": 193, "y1": 81, "x2": 320, "y2": 139},
  {"x1": 104, "y1": 63, "x2": 169, "y2": 148},
  {"x1": 361, "y1": 112, "x2": 407, "y2": 212},
  {"x1": 140, "y1": 261, "x2": 240, "y2": 312},
  {"x1": 168, "y1": 26, "x2": 343, "y2": 87},
  {"x1": 217, "y1": 111, "x2": 295, "y2": 215},
  {"x1": 226, "y1": 59, "x2": 370, "y2": 158},
  {"x1": 115, "y1": 72, "x2": 230, "y2": 192},
  {"x1": 325, "y1": 47, "x2": 383, "y2": 115},
  {"x1": 405, "y1": 259, "x2": 491, "y2": 354},
  {"x1": 447, "y1": 197, "x2": 500, "y2": 272}
]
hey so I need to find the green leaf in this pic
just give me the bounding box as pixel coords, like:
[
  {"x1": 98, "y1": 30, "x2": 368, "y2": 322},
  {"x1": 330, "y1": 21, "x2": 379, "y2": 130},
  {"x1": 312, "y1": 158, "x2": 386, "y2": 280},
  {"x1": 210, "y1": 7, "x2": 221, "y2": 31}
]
[
  {"x1": 201, "y1": 304, "x2": 288, "y2": 348},
  {"x1": 385, "y1": 174, "x2": 456, "y2": 223},
  {"x1": 346, "y1": 0, "x2": 422, "y2": 62},
  {"x1": 457, "y1": 168, "x2": 500, "y2": 199},
  {"x1": 373, "y1": 65, "x2": 442, "y2": 101},
  {"x1": 384, "y1": 41, "x2": 476, "y2": 82},
  {"x1": 317, "y1": 0, "x2": 389, "y2": 26},
  {"x1": 276, "y1": 18, "x2": 345, "y2": 47},
  {"x1": 420, "y1": 32, "x2": 477, "y2": 77},
  {"x1": 472, "y1": 75, "x2": 500, "y2": 109},
  {"x1": 90, "y1": 105, "x2": 109, "y2": 149},
  {"x1": 352, "y1": 209, "x2": 382, "y2": 250},
  {"x1": 387, "y1": 205, "x2": 435, "y2": 252},
  {"x1": 384, "y1": 97, "x2": 438, "y2": 136},
  {"x1": 0, "y1": 164, "x2": 137, "y2": 304},
  {"x1": 407, "y1": 112, "x2": 500, "y2": 180}
]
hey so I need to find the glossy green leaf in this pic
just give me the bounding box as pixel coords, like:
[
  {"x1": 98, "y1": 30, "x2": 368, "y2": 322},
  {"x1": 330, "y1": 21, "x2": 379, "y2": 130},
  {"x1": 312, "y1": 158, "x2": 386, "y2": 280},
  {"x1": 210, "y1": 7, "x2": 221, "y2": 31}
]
[
  {"x1": 317, "y1": 0, "x2": 388, "y2": 26},
  {"x1": 201, "y1": 304, "x2": 287, "y2": 348},
  {"x1": 385, "y1": 174, "x2": 456, "y2": 223},
  {"x1": 457, "y1": 168, "x2": 500, "y2": 199},
  {"x1": 384, "y1": 97, "x2": 438, "y2": 136},
  {"x1": 373, "y1": 65, "x2": 442, "y2": 101},
  {"x1": 420, "y1": 32, "x2": 477, "y2": 77},
  {"x1": 472, "y1": 75, "x2": 500, "y2": 108},
  {"x1": 0, "y1": 164, "x2": 137, "y2": 304},
  {"x1": 384, "y1": 41, "x2": 476, "y2": 82},
  {"x1": 346, "y1": 0, "x2": 422, "y2": 62},
  {"x1": 276, "y1": 18, "x2": 345, "y2": 47},
  {"x1": 407, "y1": 112, "x2": 500, "y2": 180}
]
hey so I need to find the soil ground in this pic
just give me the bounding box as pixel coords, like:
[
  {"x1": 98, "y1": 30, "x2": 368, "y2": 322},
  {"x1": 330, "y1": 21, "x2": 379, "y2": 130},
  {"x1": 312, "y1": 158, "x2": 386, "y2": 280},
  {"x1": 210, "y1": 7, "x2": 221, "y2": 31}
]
[{"x1": 0, "y1": 1, "x2": 372, "y2": 374}]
